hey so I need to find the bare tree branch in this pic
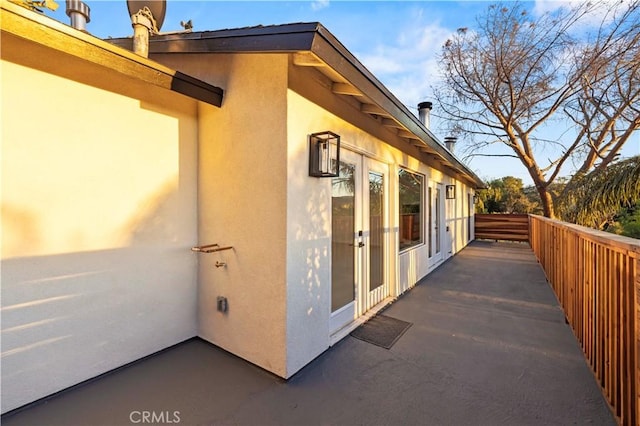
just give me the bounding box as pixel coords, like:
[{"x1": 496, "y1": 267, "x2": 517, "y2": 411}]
[{"x1": 435, "y1": 0, "x2": 640, "y2": 218}]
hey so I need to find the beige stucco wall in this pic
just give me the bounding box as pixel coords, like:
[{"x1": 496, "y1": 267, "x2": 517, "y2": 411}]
[
  {"x1": 1, "y1": 59, "x2": 199, "y2": 413},
  {"x1": 151, "y1": 51, "x2": 476, "y2": 378},
  {"x1": 157, "y1": 53, "x2": 290, "y2": 377}
]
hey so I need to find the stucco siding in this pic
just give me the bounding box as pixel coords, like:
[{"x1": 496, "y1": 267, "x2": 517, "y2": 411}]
[
  {"x1": 1, "y1": 60, "x2": 199, "y2": 413},
  {"x1": 285, "y1": 87, "x2": 412, "y2": 374},
  {"x1": 283, "y1": 87, "x2": 472, "y2": 374},
  {"x1": 193, "y1": 54, "x2": 289, "y2": 377},
  {"x1": 286, "y1": 64, "x2": 476, "y2": 373},
  {"x1": 285, "y1": 90, "x2": 334, "y2": 376}
]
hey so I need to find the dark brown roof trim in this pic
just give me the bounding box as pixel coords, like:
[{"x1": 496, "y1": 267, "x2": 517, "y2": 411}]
[
  {"x1": 311, "y1": 25, "x2": 484, "y2": 188},
  {"x1": 110, "y1": 22, "x2": 482, "y2": 187},
  {"x1": 110, "y1": 22, "x2": 320, "y2": 54},
  {"x1": 1, "y1": 1, "x2": 223, "y2": 107}
]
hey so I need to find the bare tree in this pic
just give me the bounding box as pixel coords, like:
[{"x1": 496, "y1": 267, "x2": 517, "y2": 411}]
[{"x1": 436, "y1": 1, "x2": 640, "y2": 218}]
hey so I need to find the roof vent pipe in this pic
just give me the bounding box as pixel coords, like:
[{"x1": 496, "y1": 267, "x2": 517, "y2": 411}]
[
  {"x1": 417, "y1": 101, "x2": 433, "y2": 129},
  {"x1": 444, "y1": 136, "x2": 457, "y2": 152},
  {"x1": 130, "y1": 7, "x2": 159, "y2": 58},
  {"x1": 66, "y1": 0, "x2": 90, "y2": 32}
]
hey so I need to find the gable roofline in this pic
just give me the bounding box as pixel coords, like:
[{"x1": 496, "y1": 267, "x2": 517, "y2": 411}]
[{"x1": 110, "y1": 22, "x2": 484, "y2": 188}]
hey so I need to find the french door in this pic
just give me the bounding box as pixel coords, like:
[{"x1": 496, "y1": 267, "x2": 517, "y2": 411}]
[
  {"x1": 330, "y1": 150, "x2": 389, "y2": 334},
  {"x1": 428, "y1": 182, "x2": 445, "y2": 264}
]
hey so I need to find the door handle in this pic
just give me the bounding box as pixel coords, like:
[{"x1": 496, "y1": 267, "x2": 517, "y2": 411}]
[{"x1": 358, "y1": 242, "x2": 365, "y2": 248}]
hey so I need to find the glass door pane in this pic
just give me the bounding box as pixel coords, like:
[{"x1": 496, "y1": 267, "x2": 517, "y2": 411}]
[
  {"x1": 331, "y1": 163, "x2": 356, "y2": 312},
  {"x1": 468, "y1": 193, "x2": 473, "y2": 242},
  {"x1": 428, "y1": 187, "x2": 433, "y2": 258},
  {"x1": 435, "y1": 186, "x2": 441, "y2": 254},
  {"x1": 368, "y1": 171, "x2": 384, "y2": 291}
]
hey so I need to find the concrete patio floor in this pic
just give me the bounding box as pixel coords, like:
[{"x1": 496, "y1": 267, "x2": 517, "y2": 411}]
[{"x1": 2, "y1": 241, "x2": 615, "y2": 426}]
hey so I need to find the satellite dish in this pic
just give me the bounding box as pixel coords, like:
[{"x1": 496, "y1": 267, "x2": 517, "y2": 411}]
[{"x1": 127, "y1": 0, "x2": 166, "y2": 31}]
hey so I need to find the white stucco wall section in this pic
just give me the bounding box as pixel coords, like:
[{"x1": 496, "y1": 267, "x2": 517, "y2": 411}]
[
  {"x1": 152, "y1": 52, "x2": 291, "y2": 378},
  {"x1": 285, "y1": 90, "x2": 333, "y2": 376},
  {"x1": 284, "y1": 81, "x2": 477, "y2": 375},
  {"x1": 284, "y1": 87, "x2": 409, "y2": 375},
  {"x1": 194, "y1": 54, "x2": 289, "y2": 377},
  {"x1": 148, "y1": 51, "x2": 477, "y2": 380},
  {"x1": 446, "y1": 181, "x2": 475, "y2": 253},
  {"x1": 1, "y1": 61, "x2": 199, "y2": 413}
]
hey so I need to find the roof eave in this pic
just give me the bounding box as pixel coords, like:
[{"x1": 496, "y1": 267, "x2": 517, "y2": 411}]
[
  {"x1": 311, "y1": 24, "x2": 484, "y2": 188},
  {"x1": 110, "y1": 22, "x2": 320, "y2": 54},
  {"x1": 1, "y1": 0, "x2": 223, "y2": 107},
  {"x1": 108, "y1": 22, "x2": 484, "y2": 188}
]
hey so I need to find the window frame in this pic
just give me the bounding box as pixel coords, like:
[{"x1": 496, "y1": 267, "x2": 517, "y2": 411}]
[{"x1": 398, "y1": 168, "x2": 424, "y2": 252}]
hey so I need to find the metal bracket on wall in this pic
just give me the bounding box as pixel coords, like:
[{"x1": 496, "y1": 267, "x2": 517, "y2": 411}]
[{"x1": 191, "y1": 244, "x2": 234, "y2": 253}]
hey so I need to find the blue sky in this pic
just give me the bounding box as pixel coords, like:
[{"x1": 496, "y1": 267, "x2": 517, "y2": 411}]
[{"x1": 43, "y1": 1, "x2": 639, "y2": 185}]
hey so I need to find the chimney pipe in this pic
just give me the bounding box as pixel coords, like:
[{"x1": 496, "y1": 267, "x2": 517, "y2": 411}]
[
  {"x1": 417, "y1": 101, "x2": 433, "y2": 129},
  {"x1": 444, "y1": 136, "x2": 457, "y2": 152},
  {"x1": 66, "y1": 0, "x2": 90, "y2": 32}
]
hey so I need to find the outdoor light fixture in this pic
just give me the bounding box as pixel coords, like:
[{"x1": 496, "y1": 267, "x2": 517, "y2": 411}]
[
  {"x1": 446, "y1": 185, "x2": 456, "y2": 199},
  {"x1": 309, "y1": 131, "x2": 340, "y2": 177}
]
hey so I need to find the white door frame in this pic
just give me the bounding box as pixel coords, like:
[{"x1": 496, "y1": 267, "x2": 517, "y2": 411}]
[
  {"x1": 429, "y1": 181, "x2": 445, "y2": 265},
  {"x1": 329, "y1": 149, "x2": 362, "y2": 334},
  {"x1": 330, "y1": 150, "x2": 390, "y2": 334},
  {"x1": 360, "y1": 158, "x2": 389, "y2": 316}
]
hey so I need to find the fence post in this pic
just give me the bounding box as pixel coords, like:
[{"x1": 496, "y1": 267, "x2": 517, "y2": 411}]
[{"x1": 635, "y1": 256, "x2": 639, "y2": 425}]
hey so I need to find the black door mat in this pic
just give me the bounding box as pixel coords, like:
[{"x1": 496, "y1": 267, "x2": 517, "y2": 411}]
[{"x1": 350, "y1": 315, "x2": 413, "y2": 349}]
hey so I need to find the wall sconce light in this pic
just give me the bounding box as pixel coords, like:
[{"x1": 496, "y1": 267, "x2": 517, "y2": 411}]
[
  {"x1": 446, "y1": 185, "x2": 456, "y2": 199},
  {"x1": 309, "y1": 131, "x2": 340, "y2": 177}
]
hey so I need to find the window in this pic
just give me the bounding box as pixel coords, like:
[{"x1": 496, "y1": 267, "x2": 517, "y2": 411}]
[
  {"x1": 428, "y1": 187, "x2": 433, "y2": 257},
  {"x1": 468, "y1": 193, "x2": 473, "y2": 242},
  {"x1": 399, "y1": 169, "x2": 423, "y2": 251}
]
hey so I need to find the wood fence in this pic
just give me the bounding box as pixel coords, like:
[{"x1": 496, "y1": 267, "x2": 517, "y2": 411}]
[
  {"x1": 529, "y1": 215, "x2": 640, "y2": 426},
  {"x1": 474, "y1": 214, "x2": 529, "y2": 242}
]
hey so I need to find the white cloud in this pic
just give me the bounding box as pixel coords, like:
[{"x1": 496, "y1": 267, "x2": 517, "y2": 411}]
[
  {"x1": 533, "y1": 0, "x2": 625, "y2": 28},
  {"x1": 360, "y1": 54, "x2": 404, "y2": 74},
  {"x1": 354, "y1": 12, "x2": 453, "y2": 116},
  {"x1": 533, "y1": 0, "x2": 581, "y2": 16},
  {"x1": 311, "y1": 0, "x2": 330, "y2": 12}
]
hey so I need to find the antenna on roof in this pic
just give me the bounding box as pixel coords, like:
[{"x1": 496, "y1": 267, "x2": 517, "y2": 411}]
[
  {"x1": 126, "y1": 1, "x2": 193, "y2": 57},
  {"x1": 127, "y1": 0, "x2": 166, "y2": 31},
  {"x1": 127, "y1": 0, "x2": 165, "y2": 57}
]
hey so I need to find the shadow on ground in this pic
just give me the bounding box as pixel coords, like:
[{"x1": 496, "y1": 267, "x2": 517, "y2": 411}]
[{"x1": 2, "y1": 241, "x2": 615, "y2": 426}]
